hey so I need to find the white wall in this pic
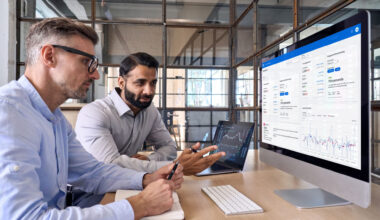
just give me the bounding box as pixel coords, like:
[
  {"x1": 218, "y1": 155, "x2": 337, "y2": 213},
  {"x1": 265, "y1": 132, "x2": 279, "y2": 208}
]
[{"x1": 0, "y1": 0, "x2": 16, "y2": 86}]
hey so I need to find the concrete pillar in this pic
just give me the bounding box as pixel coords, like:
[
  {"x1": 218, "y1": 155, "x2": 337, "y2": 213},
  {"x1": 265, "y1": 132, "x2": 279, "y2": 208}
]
[{"x1": 0, "y1": 0, "x2": 16, "y2": 86}]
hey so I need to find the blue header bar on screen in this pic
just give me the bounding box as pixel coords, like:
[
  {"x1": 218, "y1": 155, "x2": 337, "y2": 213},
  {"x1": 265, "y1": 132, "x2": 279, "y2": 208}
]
[{"x1": 262, "y1": 24, "x2": 361, "y2": 68}]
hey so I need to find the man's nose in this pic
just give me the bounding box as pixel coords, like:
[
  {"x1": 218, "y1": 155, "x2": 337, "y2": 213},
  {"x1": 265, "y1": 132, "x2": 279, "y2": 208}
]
[
  {"x1": 90, "y1": 69, "x2": 100, "y2": 80},
  {"x1": 143, "y1": 84, "x2": 154, "y2": 96}
]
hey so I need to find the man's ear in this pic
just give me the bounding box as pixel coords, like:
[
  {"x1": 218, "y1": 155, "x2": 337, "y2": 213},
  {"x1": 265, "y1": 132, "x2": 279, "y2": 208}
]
[
  {"x1": 40, "y1": 45, "x2": 56, "y2": 68},
  {"x1": 118, "y1": 76, "x2": 126, "y2": 89}
]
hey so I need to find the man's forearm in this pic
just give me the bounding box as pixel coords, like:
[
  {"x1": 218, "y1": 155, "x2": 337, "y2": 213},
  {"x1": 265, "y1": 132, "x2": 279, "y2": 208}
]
[
  {"x1": 148, "y1": 145, "x2": 177, "y2": 161},
  {"x1": 112, "y1": 155, "x2": 171, "y2": 173}
]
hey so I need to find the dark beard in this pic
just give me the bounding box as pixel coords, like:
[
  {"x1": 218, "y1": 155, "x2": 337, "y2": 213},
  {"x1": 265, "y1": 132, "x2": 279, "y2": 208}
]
[{"x1": 124, "y1": 85, "x2": 153, "y2": 109}]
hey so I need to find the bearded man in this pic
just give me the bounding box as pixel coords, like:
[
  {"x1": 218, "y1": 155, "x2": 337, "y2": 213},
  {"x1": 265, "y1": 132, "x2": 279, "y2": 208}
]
[{"x1": 75, "y1": 52, "x2": 225, "y2": 175}]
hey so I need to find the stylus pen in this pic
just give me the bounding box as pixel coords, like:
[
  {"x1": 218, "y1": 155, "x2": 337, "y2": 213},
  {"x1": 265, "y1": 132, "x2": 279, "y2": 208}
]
[{"x1": 167, "y1": 161, "x2": 180, "y2": 180}]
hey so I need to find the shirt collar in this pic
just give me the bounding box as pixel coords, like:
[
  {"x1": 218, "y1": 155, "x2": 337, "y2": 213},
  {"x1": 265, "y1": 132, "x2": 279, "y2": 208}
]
[
  {"x1": 110, "y1": 88, "x2": 134, "y2": 117},
  {"x1": 18, "y1": 75, "x2": 61, "y2": 122}
]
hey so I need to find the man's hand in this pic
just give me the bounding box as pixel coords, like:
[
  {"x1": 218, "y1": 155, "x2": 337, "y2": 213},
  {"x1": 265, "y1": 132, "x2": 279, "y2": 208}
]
[
  {"x1": 176, "y1": 142, "x2": 226, "y2": 175},
  {"x1": 131, "y1": 153, "x2": 150, "y2": 161},
  {"x1": 143, "y1": 162, "x2": 184, "y2": 190},
  {"x1": 127, "y1": 179, "x2": 173, "y2": 219}
]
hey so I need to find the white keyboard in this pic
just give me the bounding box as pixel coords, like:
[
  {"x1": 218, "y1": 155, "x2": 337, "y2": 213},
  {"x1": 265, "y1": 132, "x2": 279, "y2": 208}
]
[{"x1": 201, "y1": 185, "x2": 263, "y2": 215}]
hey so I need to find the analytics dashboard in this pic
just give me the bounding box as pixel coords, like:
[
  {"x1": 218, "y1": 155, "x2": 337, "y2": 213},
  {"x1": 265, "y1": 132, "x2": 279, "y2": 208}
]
[{"x1": 261, "y1": 24, "x2": 362, "y2": 169}]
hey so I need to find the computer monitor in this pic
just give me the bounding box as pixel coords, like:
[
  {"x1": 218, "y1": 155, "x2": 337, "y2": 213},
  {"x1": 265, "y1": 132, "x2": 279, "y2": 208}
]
[{"x1": 260, "y1": 11, "x2": 370, "y2": 208}]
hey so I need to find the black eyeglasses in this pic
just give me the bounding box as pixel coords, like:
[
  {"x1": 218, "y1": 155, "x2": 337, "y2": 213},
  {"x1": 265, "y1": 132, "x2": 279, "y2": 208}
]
[{"x1": 52, "y1": 45, "x2": 98, "y2": 73}]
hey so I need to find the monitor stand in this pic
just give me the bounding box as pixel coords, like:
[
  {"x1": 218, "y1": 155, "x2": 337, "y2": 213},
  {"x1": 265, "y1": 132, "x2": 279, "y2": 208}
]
[{"x1": 274, "y1": 188, "x2": 351, "y2": 208}]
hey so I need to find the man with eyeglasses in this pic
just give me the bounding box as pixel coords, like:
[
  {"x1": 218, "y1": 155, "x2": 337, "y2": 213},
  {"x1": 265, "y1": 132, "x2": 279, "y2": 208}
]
[{"x1": 0, "y1": 17, "x2": 184, "y2": 220}]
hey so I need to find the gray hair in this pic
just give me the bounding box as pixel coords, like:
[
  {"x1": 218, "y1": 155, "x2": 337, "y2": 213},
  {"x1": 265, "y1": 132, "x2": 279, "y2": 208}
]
[{"x1": 25, "y1": 17, "x2": 98, "y2": 65}]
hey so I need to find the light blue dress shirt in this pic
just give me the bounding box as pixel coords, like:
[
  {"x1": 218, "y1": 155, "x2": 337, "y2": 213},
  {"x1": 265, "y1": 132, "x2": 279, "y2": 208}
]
[{"x1": 0, "y1": 76, "x2": 145, "y2": 219}]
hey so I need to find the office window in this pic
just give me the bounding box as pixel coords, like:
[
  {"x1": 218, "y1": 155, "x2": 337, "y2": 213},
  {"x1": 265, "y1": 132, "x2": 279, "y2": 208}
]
[
  {"x1": 375, "y1": 51, "x2": 380, "y2": 79},
  {"x1": 235, "y1": 0, "x2": 253, "y2": 21},
  {"x1": 374, "y1": 81, "x2": 380, "y2": 101},
  {"x1": 236, "y1": 8, "x2": 253, "y2": 65},
  {"x1": 237, "y1": 110, "x2": 254, "y2": 123},
  {"x1": 187, "y1": 126, "x2": 211, "y2": 143},
  {"x1": 186, "y1": 110, "x2": 229, "y2": 143},
  {"x1": 237, "y1": 110, "x2": 257, "y2": 149},
  {"x1": 373, "y1": 48, "x2": 380, "y2": 100},
  {"x1": 167, "y1": 27, "x2": 229, "y2": 66},
  {"x1": 373, "y1": 112, "x2": 380, "y2": 175},
  {"x1": 187, "y1": 69, "x2": 229, "y2": 107},
  {"x1": 163, "y1": 110, "x2": 186, "y2": 149},
  {"x1": 236, "y1": 65, "x2": 253, "y2": 107},
  {"x1": 279, "y1": 37, "x2": 294, "y2": 50},
  {"x1": 299, "y1": 8, "x2": 357, "y2": 40},
  {"x1": 18, "y1": 65, "x2": 25, "y2": 78},
  {"x1": 299, "y1": 0, "x2": 340, "y2": 25},
  {"x1": 19, "y1": 21, "x2": 35, "y2": 63},
  {"x1": 212, "y1": 111, "x2": 229, "y2": 125},
  {"x1": 20, "y1": 0, "x2": 92, "y2": 20},
  {"x1": 98, "y1": 24, "x2": 162, "y2": 65},
  {"x1": 257, "y1": 1, "x2": 293, "y2": 50},
  {"x1": 163, "y1": 110, "x2": 228, "y2": 149},
  {"x1": 373, "y1": 142, "x2": 380, "y2": 174},
  {"x1": 95, "y1": 0, "x2": 162, "y2": 21},
  {"x1": 166, "y1": 0, "x2": 230, "y2": 24},
  {"x1": 101, "y1": 66, "x2": 118, "y2": 96},
  {"x1": 167, "y1": 68, "x2": 186, "y2": 108}
]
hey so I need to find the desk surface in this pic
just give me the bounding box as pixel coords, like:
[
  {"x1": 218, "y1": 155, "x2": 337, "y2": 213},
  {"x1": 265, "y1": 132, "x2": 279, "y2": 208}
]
[{"x1": 101, "y1": 150, "x2": 380, "y2": 219}]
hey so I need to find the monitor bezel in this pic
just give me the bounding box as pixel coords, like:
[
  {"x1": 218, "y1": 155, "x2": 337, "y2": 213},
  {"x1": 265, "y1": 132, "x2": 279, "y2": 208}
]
[{"x1": 260, "y1": 11, "x2": 370, "y2": 182}]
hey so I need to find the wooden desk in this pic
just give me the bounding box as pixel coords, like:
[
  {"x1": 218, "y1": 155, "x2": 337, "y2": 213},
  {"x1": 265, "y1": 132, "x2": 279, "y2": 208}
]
[{"x1": 101, "y1": 150, "x2": 380, "y2": 219}]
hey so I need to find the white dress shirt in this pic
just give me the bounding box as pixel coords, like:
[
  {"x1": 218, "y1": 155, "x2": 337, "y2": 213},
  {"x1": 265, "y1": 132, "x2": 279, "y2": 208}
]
[{"x1": 75, "y1": 88, "x2": 176, "y2": 173}]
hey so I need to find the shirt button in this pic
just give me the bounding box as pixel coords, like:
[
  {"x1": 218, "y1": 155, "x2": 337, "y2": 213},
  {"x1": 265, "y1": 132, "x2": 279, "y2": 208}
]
[{"x1": 13, "y1": 165, "x2": 20, "y2": 172}]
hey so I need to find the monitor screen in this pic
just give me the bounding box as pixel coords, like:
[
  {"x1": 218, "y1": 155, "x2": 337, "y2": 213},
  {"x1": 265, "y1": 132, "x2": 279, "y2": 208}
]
[{"x1": 260, "y1": 11, "x2": 370, "y2": 208}]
